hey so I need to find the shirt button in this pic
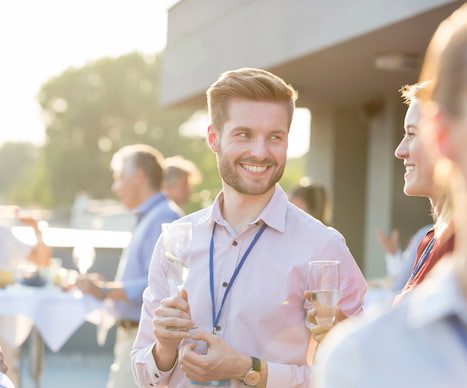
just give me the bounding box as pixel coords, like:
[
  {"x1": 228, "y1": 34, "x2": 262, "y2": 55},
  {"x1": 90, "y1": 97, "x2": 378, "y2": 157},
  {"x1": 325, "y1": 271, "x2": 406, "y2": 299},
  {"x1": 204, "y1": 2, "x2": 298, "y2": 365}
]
[
  {"x1": 222, "y1": 282, "x2": 228, "y2": 287},
  {"x1": 232, "y1": 241, "x2": 238, "y2": 246},
  {"x1": 154, "y1": 373, "x2": 159, "y2": 378}
]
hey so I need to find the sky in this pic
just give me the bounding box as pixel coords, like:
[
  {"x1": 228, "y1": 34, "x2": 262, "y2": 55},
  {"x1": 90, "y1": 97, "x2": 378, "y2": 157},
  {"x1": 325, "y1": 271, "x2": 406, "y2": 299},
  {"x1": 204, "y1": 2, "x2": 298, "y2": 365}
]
[{"x1": 0, "y1": 0, "x2": 309, "y2": 158}]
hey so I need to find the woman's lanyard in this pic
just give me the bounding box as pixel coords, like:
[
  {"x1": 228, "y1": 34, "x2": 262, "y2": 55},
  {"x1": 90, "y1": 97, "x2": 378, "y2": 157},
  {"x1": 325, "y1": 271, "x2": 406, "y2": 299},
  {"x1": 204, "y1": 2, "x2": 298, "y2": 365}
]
[
  {"x1": 408, "y1": 236, "x2": 437, "y2": 282},
  {"x1": 209, "y1": 222, "x2": 267, "y2": 334}
]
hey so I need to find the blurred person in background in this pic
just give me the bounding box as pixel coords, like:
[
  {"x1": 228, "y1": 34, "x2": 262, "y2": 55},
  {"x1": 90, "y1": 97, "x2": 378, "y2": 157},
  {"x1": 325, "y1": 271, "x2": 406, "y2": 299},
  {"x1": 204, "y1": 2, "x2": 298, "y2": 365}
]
[
  {"x1": 289, "y1": 178, "x2": 332, "y2": 225},
  {"x1": 0, "y1": 210, "x2": 51, "y2": 387},
  {"x1": 313, "y1": 5, "x2": 467, "y2": 387},
  {"x1": 0, "y1": 208, "x2": 51, "y2": 269},
  {"x1": 377, "y1": 224, "x2": 432, "y2": 292},
  {"x1": 76, "y1": 144, "x2": 182, "y2": 388},
  {"x1": 161, "y1": 155, "x2": 202, "y2": 210}
]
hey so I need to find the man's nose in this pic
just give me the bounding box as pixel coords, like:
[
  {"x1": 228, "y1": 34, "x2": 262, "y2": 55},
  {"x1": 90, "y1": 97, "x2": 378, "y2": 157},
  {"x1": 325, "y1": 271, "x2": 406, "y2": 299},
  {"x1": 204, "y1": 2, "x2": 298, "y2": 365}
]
[{"x1": 250, "y1": 138, "x2": 269, "y2": 159}]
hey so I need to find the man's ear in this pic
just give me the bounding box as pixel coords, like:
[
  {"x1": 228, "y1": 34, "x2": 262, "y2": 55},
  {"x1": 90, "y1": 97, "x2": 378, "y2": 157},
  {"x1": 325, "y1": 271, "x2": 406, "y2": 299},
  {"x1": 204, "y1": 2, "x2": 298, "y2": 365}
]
[{"x1": 207, "y1": 125, "x2": 218, "y2": 152}]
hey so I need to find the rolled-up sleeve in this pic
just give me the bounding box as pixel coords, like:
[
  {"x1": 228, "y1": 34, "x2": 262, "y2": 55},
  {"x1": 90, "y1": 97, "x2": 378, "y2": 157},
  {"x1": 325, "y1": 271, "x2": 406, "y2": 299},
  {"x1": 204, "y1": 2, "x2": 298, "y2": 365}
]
[
  {"x1": 131, "y1": 239, "x2": 174, "y2": 387},
  {"x1": 324, "y1": 233, "x2": 367, "y2": 316},
  {"x1": 266, "y1": 362, "x2": 312, "y2": 388},
  {"x1": 132, "y1": 339, "x2": 176, "y2": 387}
]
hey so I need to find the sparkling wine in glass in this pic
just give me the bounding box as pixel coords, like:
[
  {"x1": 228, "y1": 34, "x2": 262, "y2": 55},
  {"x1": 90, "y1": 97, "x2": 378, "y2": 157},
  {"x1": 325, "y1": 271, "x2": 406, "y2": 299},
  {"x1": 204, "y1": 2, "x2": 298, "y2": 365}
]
[
  {"x1": 308, "y1": 260, "x2": 340, "y2": 327},
  {"x1": 72, "y1": 244, "x2": 96, "y2": 274},
  {"x1": 162, "y1": 222, "x2": 192, "y2": 296}
]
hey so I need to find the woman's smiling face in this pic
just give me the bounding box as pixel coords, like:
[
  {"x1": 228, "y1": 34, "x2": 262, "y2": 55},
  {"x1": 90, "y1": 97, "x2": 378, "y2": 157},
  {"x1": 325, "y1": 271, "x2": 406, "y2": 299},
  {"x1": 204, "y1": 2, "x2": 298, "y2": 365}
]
[{"x1": 395, "y1": 99, "x2": 437, "y2": 199}]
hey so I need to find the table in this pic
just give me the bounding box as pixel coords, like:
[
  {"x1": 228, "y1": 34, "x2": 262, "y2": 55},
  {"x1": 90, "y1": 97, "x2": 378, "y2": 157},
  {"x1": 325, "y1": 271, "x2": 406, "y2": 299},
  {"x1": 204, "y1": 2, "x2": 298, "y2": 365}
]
[{"x1": 0, "y1": 284, "x2": 115, "y2": 387}]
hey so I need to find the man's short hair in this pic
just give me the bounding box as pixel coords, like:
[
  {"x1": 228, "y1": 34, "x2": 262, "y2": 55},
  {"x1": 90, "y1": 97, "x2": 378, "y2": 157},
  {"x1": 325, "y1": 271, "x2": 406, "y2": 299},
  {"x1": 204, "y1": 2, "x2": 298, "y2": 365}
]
[
  {"x1": 111, "y1": 144, "x2": 164, "y2": 190},
  {"x1": 163, "y1": 156, "x2": 202, "y2": 187},
  {"x1": 206, "y1": 67, "x2": 298, "y2": 132}
]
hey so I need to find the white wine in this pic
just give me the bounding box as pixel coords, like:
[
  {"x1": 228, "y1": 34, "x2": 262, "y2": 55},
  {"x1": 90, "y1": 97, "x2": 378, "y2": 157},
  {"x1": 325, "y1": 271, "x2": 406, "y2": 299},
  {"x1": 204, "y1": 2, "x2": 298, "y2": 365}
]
[
  {"x1": 311, "y1": 289, "x2": 339, "y2": 327},
  {"x1": 311, "y1": 289, "x2": 339, "y2": 305},
  {"x1": 167, "y1": 254, "x2": 190, "y2": 291}
]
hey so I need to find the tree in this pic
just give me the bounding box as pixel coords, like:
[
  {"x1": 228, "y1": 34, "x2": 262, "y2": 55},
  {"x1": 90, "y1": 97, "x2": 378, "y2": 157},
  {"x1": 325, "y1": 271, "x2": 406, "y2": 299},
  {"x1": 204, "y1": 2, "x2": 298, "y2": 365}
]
[
  {"x1": 15, "y1": 51, "x2": 306, "y2": 211},
  {"x1": 0, "y1": 142, "x2": 45, "y2": 205},
  {"x1": 36, "y1": 52, "x2": 195, "y2": 206}
]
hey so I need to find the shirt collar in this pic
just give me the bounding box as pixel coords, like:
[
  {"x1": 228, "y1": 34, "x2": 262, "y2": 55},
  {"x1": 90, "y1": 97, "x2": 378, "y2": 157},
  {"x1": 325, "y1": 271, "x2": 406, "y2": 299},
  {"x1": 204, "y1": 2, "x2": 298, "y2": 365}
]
[
  {"x1": 135, "y1": 192, "x2": 166, "y2": 220},
  {"x1": 205, "y1": 184, "x2": 288, "y2": 233},
  {"x1": 407, "y1": 257, "x2": 467, "y2": 328}
]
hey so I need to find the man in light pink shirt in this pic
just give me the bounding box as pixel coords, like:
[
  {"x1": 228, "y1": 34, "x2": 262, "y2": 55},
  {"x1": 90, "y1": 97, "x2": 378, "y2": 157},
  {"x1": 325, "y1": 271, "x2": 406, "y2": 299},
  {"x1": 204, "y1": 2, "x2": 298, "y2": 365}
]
[{"x1": 131, "y1": 67, "x2": 367, "y2": 387}]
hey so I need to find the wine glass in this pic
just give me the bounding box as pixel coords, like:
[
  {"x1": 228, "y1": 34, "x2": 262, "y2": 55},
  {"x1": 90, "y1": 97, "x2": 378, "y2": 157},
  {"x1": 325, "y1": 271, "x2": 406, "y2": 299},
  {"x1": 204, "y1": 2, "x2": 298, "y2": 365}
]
[
  {"x1": 162, "y1": 222, "x2": 192, "y2": 296},
  {"x1": 72, "y1": 244, "x2": 96, "y2": 274},
  {"x1": 308, "y1": 260, "x2": 340, "y2": 328}
]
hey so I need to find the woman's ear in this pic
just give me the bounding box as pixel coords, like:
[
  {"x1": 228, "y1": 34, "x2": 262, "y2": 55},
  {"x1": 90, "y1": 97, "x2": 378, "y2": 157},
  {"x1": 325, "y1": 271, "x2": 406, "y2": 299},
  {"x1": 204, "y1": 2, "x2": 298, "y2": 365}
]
[
  {"x1": 433, "y1": 108, "x2": 455, "y2": 160},
  {"x1": 207, "y1": 125, "x2": 219, "y2": 152}
]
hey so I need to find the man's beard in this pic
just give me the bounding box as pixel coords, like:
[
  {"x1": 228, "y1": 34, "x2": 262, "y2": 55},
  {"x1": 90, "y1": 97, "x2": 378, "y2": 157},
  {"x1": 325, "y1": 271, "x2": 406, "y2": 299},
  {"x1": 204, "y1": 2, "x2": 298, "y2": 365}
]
[{"x1": 217, "y1": 152, "x2": 284, "y2": 195}]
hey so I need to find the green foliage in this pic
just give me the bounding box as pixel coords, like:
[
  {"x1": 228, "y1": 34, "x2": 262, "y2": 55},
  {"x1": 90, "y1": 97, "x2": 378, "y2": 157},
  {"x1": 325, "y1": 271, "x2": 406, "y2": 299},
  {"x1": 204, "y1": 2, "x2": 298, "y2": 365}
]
[
  {"x1": 281, "y1": 156, "x2": 307, "y2": 194},
  {"x1": 3, "y1": 52, "x2": 307, "y2": 211},
  {"x1": 6, "y1": 156, "x2": 53, "y2": 207},
  {"x1": 36, "y1": 52, "x2": 195, "y2": 206},
  {"x1": 0, "y1": 142, "x2": 45, "y2": 205}
]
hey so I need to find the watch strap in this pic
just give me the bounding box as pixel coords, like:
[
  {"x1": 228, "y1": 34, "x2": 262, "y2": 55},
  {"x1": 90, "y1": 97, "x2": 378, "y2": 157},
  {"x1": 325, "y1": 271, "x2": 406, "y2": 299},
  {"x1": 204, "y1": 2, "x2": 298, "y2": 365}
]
[{"x1": 251, "y1": 356, "x2": 261, "y2": 372}]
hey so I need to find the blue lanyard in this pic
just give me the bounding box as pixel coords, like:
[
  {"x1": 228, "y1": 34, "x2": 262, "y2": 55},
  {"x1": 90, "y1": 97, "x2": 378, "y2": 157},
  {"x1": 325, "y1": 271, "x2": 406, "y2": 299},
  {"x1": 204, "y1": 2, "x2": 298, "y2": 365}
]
[
  {"x1": 209, "y1": 222, "x2": 267, "y2": 333},
  {"x1": 408, "y1": 236, "x2": 437, "y2": 282}
]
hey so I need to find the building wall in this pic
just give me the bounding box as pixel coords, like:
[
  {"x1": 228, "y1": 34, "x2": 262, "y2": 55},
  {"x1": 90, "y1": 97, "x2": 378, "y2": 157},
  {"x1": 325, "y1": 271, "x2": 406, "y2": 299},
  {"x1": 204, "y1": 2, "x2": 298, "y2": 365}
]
[
  {"x1": 364, "y1": 97, "x2": 400, "y2": 278},
  {"x1": 306, "y1": 107, "x2": 368, "y2": 269},
  {"x1": 161, "y1": 0, "x2": 456, "y2": 106},
  {"x1": 161, "y1": 0, "x2": 457, "y2": 278}
]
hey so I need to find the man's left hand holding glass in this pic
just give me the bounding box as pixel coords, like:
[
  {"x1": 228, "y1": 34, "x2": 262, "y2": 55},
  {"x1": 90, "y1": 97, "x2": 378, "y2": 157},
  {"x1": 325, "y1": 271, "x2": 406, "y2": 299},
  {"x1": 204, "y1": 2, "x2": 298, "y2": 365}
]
[{"x1": 180, "y1": 330, "x2": 259, "y2": 385}]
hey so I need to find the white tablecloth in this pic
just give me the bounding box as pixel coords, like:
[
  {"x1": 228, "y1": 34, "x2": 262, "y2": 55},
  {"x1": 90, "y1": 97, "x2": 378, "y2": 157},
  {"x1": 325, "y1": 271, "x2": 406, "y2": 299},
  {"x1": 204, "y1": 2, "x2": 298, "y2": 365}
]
[{"x1": 0, "y1": 285, "x2": 115, "y2": 352}]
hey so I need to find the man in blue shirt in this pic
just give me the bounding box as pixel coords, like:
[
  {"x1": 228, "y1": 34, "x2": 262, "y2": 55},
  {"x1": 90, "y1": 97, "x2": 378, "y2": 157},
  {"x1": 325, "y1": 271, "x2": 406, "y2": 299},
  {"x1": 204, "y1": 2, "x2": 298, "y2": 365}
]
[{"x1": 76, "y1": 144, "x2": 182, "y2": 388}]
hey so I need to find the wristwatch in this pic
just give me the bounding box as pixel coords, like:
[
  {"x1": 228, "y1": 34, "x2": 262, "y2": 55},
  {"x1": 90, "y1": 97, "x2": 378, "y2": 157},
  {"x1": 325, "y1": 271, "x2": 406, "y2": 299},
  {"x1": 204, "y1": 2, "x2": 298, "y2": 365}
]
[{"x1": 241, "y1": 356, "x2": 261, "y2": 386}]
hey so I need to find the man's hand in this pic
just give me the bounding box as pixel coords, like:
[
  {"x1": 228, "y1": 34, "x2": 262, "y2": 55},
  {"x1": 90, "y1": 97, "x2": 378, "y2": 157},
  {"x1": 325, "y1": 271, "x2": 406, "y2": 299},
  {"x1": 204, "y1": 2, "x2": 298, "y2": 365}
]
[
  {"x1": 304, "y1": 290, "x2": 348, "y2": 343},
  {"x1": 152, "y1": 289, "x2": 194, "y2": 371},
  {"x1": 376, "y1": 229, "x2": 400, "y2": 255},
  {"x1": 179, "y1": 330, "x2": 250, "y2": 383},
  {"x1": 75, "y1": 274, "x2": 105, "y2": 299}
]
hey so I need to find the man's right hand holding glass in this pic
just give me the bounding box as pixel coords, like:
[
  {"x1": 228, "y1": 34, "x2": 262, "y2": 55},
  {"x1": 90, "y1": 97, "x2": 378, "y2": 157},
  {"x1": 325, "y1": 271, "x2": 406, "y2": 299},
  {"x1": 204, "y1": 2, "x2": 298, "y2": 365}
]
[{"x1": 152, "y1": 289, "x2": 195, "y2": 371}]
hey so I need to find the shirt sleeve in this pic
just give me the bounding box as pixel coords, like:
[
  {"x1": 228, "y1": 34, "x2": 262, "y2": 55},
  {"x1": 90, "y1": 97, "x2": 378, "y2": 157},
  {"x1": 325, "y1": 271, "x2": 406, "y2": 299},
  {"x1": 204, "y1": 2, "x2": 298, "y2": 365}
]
[
  {"x1": 131, "y1": 238, "x2": 174, "y2": 387},
  {"x1": 123, "y1": 210, "x2": 179, "y2": 302},
  {"x1": 266, "y1": 362, "x2": 312, "y2": 388},
  {"x1": 324, "y1": 233, "x2": 367, "y2": 317}
]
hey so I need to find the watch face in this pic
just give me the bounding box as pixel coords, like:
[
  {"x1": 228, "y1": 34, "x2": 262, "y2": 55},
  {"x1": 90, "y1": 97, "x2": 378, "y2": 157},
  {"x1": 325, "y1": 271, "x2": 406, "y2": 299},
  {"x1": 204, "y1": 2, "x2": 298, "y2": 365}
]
[{"x1": 243, "y1": 370, "x2": 261, "y2": 386}]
